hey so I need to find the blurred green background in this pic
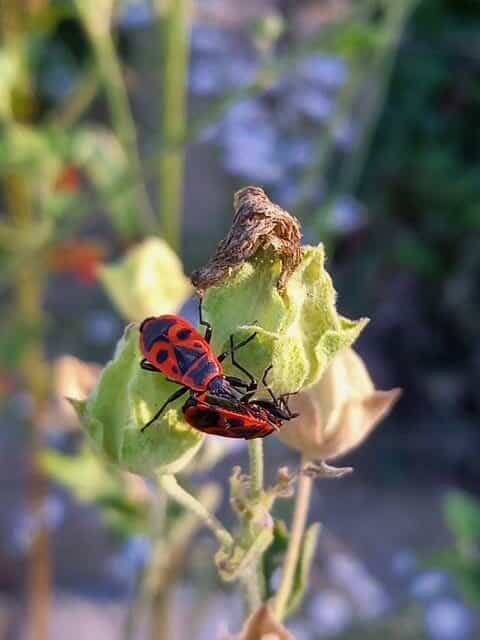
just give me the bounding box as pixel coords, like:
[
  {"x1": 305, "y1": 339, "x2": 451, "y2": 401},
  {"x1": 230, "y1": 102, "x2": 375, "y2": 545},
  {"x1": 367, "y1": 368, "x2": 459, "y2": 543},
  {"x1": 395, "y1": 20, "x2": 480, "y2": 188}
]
[{"x1": 0, "y1": 1, "x2": 479, "y2": 639}]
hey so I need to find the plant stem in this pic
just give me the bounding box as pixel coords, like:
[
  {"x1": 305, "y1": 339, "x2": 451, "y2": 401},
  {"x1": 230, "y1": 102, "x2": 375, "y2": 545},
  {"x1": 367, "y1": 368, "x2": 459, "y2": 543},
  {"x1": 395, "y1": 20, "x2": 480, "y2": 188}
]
[
  {"x1": 2, "y1": 5, "x2": 51, "y2": 640},
  {"x1": 241, "y1": 438, "x2": 266, "y2": 612},
  {"x1": 273, "y1": 455, "x2": 313, "y2": 621},
  {"x1": 334, "y1": 0, "x2": 418, "y2": 197},
  {"x1": 157, "y1": 474, "x2": 232, "y2": 548},
  {"x1": 247, "y1": 439, "x2": 264, "y2": 500},
  {"x1": 242, "y1": 569, "x2": 262, "y2": 613},
  {"x1": 84, "y1": 22, "x2": 155, "y2": 235},
  {"x1": 4, "y1": 176, "x2": 51, "y2": 640},
  {"x1": 154, "y1": 0, "x2": 192, "y2": 252}
]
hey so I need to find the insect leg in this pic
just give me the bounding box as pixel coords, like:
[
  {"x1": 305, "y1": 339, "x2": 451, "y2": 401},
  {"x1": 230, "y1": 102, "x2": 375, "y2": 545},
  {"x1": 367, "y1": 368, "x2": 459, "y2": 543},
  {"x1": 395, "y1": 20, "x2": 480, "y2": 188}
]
[
  {"x1": 141, "y1": 386, "x2": 189, "y2": 432},
  {"x1": 198, "y1": 299, "x2": 212, "y2": 343},
  {"x1": 261, "y1": 365, "x2": 278, "y2": 404},
  {"x1": 140, "y1": 358, "x2": 160, "y2": 373}
]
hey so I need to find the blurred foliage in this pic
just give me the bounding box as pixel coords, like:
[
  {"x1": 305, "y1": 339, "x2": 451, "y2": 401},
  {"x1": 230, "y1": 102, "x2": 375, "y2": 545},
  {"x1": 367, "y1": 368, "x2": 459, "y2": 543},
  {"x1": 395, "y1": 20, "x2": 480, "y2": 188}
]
[
  {"x1": 1, "y1": 0, "x2": 478, "y2": 635},
  {"x1": 361, "y1": 0, "x2": 480, "y2": 279},
  {"x1": 334, "y1": 0, "x2": 480, "y2": 444},
  {"x1": 42, "y1": 445, "x2": 148, "y2": 540},
  {"x1": 432, "y1": 491, "x2": 480, "y2": 605},
  {"x1": 337, "y1": 606, "x2": 426, "y2": 639}
]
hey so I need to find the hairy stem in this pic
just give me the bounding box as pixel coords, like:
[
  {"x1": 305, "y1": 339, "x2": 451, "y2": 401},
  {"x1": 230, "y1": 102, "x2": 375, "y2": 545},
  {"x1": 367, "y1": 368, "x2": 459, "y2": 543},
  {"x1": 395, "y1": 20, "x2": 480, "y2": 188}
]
[
  {"x1": 157, "y1": 474, "x2": 232, "y2": 548},
  {"x1": 247, "y1": 439, "x2": 264, "y2": 500},
  {"x1": 273, "y1": 456, "x2": 312, "y2": 621},
  {"x1": 241, "y1": 438, "x2": 266, "y2": 611}
]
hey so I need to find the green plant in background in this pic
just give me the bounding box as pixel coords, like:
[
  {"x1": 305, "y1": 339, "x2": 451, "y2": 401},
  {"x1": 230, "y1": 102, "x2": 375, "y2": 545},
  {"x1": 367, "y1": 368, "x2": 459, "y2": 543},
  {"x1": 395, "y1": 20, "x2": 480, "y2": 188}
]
[
  {"x1": 348, "y1": 0, "x2": 480, "y2": 426},
  {"x1": 0, "y1": 1, "x2": 193, "y2": 638},
  {"x1": 0, "y1": 0, "x2": 417, "y2": 638},
  {"x1": 433, "y1": 491, "x2": 480, "y2": 605}
]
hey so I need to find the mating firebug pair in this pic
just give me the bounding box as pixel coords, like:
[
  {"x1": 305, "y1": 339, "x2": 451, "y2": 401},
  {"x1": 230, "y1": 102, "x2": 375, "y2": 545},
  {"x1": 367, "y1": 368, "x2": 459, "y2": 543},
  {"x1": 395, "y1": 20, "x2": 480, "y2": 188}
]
[{"x1": 138, "y1": 305, "x2": 297, "y2": 439}]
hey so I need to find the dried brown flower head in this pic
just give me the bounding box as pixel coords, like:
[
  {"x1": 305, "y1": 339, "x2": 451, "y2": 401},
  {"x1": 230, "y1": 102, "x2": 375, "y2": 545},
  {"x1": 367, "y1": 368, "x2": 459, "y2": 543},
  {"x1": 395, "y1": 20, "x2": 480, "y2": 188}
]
[
  {"x1": 278, "y1": 348, "x2": 401, "y2": 462},
  {"x1": 191, "y1": 186, "x2": 301, "y2": 294},
  {"x1": 220, "y1": 603, "x2": 295, "y2": 640}
]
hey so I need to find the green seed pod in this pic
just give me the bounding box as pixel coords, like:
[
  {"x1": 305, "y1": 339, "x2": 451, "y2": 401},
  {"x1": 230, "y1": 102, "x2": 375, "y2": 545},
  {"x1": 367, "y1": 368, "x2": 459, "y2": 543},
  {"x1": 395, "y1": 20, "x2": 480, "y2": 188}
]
[
  {"x1": 99, "y1": 237, "x2": 192, "y2": 322},
  {"x1": 72, "y1": 324, "x2": 203, "y2": 476},
  {"x1": 75, "y1": 240, "x2": 366, "y2": 478},
  {"x1": 203, "y1": 244, "x2": 368, "y2": 396}
]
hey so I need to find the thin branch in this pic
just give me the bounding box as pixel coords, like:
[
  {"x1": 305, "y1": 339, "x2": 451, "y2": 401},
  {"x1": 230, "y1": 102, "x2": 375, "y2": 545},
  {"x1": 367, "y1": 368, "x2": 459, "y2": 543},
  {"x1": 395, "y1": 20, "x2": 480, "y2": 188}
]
[{"x1": 273, "y1": 456, "x2": 313, "y2": 621}]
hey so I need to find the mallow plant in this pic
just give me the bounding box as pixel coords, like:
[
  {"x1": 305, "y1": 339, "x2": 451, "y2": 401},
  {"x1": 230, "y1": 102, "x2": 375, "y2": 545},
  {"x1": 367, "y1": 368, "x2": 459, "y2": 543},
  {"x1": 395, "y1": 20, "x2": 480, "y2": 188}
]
[{"x1": 72, "y1": 187, "x2": 399, "y2": 637}]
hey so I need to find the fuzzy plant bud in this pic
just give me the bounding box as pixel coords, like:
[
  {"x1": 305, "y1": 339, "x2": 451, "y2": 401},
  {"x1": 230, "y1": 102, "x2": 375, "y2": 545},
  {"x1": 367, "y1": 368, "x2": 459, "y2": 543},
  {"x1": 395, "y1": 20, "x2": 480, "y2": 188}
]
[
  {"x1": 72, "y1": 325, "x2": 203, "y2": 476},
  {"x1": 278, "y1": 347, "x2": 401, "y2": 461},
  {"x1": 99, "y1": 237, "x2": 192, "y2": 322},
  {"x1": 203, "y1": 244, "x2": 368, "y2": 397},
  {"x1": 75, "y1": 188, "x2": 368, "y2": 478}
]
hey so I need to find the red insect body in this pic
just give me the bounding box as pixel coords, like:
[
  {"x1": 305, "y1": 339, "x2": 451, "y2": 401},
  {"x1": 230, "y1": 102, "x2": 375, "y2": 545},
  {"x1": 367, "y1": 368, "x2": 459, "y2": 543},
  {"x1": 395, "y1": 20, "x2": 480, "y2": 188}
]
[
  {"x1": 182, "y1": 393, "x2": 282, "y2": 440},
  {"x1": 139, "y1": 315, "x2": 221, "y2": 392},
  {"x1": 138, "y1": 311, "x2": 294, "y2": 438}
]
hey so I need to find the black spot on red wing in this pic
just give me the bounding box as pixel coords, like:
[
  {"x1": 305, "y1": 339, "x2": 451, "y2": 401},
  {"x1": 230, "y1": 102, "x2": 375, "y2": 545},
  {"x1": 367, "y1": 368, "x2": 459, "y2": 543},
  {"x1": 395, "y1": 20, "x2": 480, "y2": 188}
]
[
  {"x1": 194, "y1": 342, "x2": 202, "y2": 348},
  {"x1": 195, "y1": 408, "x2": 221, "y2": 429},
  {"x1": 173, "y1": 345, "x2": 203, "y2": 373},
  {"x1": 156, "y1": 350, "x2": 168, "y2": 364},
  {"x1": 176, "y1": 328, "x2": 192, "y2": 340},
  {"x1": 227, "y1": 418, "x2": 246, "y2": 429},
  {"x1": 189, "y1": 357, "x2": 218, "y2": 386},
  {"x1": 142, "y1": 318, "x2": 176, "y2": 350},
  {"x1": 171, "y1": 365, "x2": 179, "y2": 375}
]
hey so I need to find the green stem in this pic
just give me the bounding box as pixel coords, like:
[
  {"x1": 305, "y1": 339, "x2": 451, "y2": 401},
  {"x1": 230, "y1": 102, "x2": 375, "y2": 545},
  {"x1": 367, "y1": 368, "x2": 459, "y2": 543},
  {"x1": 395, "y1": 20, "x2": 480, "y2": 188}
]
[
  {"x1": 84, "y1": 23, "x2": 155, "y2": 234},
  {"x1": 334, "y1": 0, "x2": 418, "y2": 197},
  {"x1": 273, "y1": 455, "x2": 312, "y2": 621},
  {"x1": 242, "y1": 569, "x2": 262, "y2": 613},
  {"x1": 154, "y1": 0, "x2": 192, "y2": 252},
  {"x1": 247, "y1": 439, "x2": 264, "y2": 500},
  {"x1": 157, "y1": 474, "x2": 232, "y2": 548},
  {"x1": 2, "y1": 6, "x2": 52, "y2": 640},
  {"x1": 242, "y1": 438, "x2": 265, "y2": 612}
]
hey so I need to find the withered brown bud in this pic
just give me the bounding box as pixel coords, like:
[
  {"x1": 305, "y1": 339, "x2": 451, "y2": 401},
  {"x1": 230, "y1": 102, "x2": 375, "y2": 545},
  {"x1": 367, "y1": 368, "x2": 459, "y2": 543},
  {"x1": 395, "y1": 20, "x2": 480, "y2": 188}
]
[
  {"x1": 220, "y1": 602, "x2": 295, "y2": 640},
  {"x1": 191, "y1": 186, "x2": 301, "y2": 294}
]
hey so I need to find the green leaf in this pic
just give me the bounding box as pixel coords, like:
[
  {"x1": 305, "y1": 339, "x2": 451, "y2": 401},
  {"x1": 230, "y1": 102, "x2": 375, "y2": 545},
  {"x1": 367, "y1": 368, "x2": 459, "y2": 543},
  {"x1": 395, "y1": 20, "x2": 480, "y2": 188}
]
[
  {"x1": 41, "y1": 445, "x2": 148, "y2": 539},
  {"x1": 203, "y1": 245, "x2": 368, "y2": 396},
  {"x1": 41, "y1": 445, "x2": 119, "y2": 502},
  {"x1": 98, "y1": 237, "x2": 192, "y2": 322},
  {"x1": 72, "y1": 324, "x2": 204, "y2": 476},
  {"x1": 263, "y1": 519, "x2": 290, "y2": 599},
  {"x1": 70, "y1": 127, "x2": 141, "y2": 237},
  {"x1": 432, "y1": 549, "x2": 480, "y2": 606},
  {"x1": 444, "y1": 490, "x2": 480, "y2": 545},
  {"x1": 286, "y1": 522, "x2": 321, "y2": 616}
]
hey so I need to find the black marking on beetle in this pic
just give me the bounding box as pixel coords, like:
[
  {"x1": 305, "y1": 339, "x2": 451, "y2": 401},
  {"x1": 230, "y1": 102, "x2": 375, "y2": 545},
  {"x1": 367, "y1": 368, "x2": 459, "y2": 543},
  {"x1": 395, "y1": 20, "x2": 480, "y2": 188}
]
[
  {"x1": 194, "y1": 341, "x2": 203, "y2": 348},
  {"x1": 171, "y1": 365, "x2": 179, "y2": 375},
  {"x1": 142, "y1": 318, "x2": 177, "y2": 350},
  {"x1": 189, "y1": 356, "x2": 218, "y2": 385},
  {"x1": 156, "y1": 349, "x2": 168, "y2": 364},
  {"x1": 227, "y1": 418, "x2": 246, "y2": 429},
  {"x1": 176, "y1": 328, "x2": 192, "y2": 340},
  {"x1": 139, "y1": 317, "x2": 155, "y2": 333},
  {"x1": 195, "y1": 408, "x2": 221, "y2": 428},
  {"x1": 174, "y1": 345, "x2": 204, "y2": 373}
]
